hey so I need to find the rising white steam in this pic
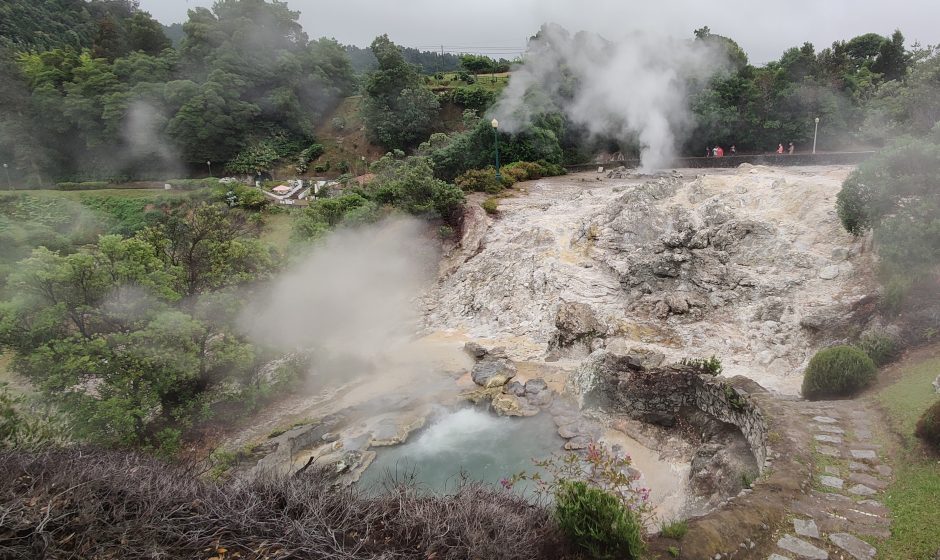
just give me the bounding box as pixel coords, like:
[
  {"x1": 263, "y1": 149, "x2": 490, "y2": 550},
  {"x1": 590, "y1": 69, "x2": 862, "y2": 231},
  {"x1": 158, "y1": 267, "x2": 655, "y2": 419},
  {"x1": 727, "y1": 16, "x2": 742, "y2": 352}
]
[
  {"x1": 122, "y1": 101, "x2": 181, "y2": 176},
  {"x1": 242, "y1": 218, "x2": 443, "y2": 376},
  {"x1": 491, "y1": 24, "x2": 730, "y2": 170}
]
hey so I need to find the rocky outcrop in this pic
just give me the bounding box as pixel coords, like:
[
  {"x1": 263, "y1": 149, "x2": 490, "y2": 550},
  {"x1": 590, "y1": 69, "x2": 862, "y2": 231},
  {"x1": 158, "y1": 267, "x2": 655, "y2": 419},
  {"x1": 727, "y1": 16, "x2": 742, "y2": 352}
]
[
  {"x1": 570, "y1": 349, "x2": 766, "y2": 506},
  {"x1": 470, "y1": 353, "x2": 516, "y2": 389},
  {"x1": 553, "y1": 301, "x2": 607, "y2": 349},
  {"x1": 425, "y1": 167, "x2": 875, "y2": 395},
  {"x1": 463, "y1": 341, "x2": 557, "y2": 417},
  {"x1": 438, "y1": 202, "x2": 490, "y2": 278}
]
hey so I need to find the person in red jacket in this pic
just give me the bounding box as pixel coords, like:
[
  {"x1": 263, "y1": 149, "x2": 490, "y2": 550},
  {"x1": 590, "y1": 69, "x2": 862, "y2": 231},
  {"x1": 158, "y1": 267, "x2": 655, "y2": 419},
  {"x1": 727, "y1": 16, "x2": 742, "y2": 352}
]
[
  {"x1": 716, "y1": 146, "x2": 724, "y2": 157},
  {"x1": 777, "y1": 143, "x2": 784, "y2": 154}
]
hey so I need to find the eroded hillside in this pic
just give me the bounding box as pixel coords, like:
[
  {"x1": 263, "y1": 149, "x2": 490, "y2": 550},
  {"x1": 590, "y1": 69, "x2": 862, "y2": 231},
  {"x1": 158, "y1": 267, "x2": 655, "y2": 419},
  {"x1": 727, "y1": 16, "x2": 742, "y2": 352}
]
[{"x1": 425, "y1": 164, "x2": 876, "y2": 394}]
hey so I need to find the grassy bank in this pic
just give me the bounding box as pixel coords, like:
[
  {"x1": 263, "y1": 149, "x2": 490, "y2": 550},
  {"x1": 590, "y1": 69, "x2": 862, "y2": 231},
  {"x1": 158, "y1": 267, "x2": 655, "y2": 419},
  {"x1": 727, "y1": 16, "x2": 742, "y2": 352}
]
[{"x1": 874, "y1": 347, "x2": 940, "y2": 559}]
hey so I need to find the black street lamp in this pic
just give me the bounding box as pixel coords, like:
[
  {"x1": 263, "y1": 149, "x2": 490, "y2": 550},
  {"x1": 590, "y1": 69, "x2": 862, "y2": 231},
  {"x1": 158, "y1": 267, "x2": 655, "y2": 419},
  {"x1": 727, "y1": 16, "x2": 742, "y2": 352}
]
[
  {"x1": 491, "y1": 118, "x2": 500, "y2": 182},
  {"x1": 207, "y1": 160, "x2": 213, "y2": 177}
]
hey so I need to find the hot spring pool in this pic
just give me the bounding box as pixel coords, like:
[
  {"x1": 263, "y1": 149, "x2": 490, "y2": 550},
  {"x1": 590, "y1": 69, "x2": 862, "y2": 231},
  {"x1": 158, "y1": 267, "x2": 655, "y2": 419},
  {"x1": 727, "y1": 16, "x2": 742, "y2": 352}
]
[{"x1": 358, "y1": 407, "x2": 564, "y2": 493}]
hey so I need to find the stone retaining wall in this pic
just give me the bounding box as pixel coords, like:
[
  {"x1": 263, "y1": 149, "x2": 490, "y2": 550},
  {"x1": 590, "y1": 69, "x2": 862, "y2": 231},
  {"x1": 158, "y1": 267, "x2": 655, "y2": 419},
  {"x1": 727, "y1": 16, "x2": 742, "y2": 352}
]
[
  {"x1": 576, "y1": 354, "x2": 769, "y2": 470},
  {"x1": 692, "y1": 376, "x2": 769, "y2": 469}
]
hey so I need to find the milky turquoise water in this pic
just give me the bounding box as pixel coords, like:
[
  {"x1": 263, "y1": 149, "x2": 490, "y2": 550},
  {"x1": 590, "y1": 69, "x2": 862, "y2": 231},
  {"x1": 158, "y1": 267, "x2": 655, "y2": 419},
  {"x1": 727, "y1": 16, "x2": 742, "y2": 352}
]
[{"x1": 359, "y1": 407, "x2": 564, "y2": 494}]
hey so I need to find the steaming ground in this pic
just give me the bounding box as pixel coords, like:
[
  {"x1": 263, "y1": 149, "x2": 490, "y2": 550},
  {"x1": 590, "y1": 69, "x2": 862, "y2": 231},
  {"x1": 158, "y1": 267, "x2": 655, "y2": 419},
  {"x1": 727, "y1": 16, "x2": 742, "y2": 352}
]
[
  {"x1": 423, "y1": 165, "x2": 874, "y2": 395},
  {"x1": 228, "y1": 165, "x2": 872, "y2": 522}
]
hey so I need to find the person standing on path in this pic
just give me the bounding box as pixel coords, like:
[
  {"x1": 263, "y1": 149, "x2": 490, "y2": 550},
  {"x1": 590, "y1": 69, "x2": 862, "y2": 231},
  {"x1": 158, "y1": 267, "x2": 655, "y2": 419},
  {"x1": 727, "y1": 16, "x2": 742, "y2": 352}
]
[
  {"x1": 788, "y1": 142, "x2": 795, "y2": 154},
  {"x1": 777, "y1": 143, "x2": 785, "y2": 154}
]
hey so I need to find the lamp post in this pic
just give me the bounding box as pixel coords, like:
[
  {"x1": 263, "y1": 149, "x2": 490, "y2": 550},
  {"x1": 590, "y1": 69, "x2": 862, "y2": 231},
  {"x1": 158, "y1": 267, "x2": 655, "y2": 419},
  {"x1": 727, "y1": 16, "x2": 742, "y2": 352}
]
[
  {"x1": 812, "y1": 117, "x2": 820, "y2": 155},
  {"x1": 491, "y1": 118, "x2": 500, "y2": 182},
  {"x1": 2, "y1": 163, "x2": 10, "y2": 190},
  {"x1": 207, "y1": 160, "x2": 212, "y2": 177}
]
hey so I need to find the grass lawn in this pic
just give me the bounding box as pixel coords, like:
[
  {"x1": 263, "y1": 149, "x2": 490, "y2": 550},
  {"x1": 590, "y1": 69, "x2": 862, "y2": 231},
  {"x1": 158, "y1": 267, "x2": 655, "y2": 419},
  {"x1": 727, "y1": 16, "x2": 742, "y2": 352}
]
[
  {"x1": 261, "y1": 211, "x2": 295, "y2": 247},
  {"x1": 873, "y1": 347, "x2": 940, "y2": 559},
  {"x1": 24, "y1": 188, "x2": 200, "y2": 201}
]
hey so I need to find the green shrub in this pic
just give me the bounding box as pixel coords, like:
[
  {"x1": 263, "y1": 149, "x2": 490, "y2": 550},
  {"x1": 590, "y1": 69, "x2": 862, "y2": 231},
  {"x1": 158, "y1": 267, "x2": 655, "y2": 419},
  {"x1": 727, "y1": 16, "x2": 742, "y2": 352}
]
[
  {"x1": 438, "y1": 225, "x2": 456, "y2": 239},
  {"x1": 456, "y1": 167, "x2": 503, "y2": 194},
  {"x1": 482, "y1": 197, "x2": 499, "y2": 215},
  {"x1": 801, "y1": 345, "x2": 878, "y2": 400},
  {"x1": 449, "y1": 86, "x2": 497, "y2": 112},
  {"x1": 678, "y1": 355, "x2": 723, "y2": 376},
  {"x1": 226, "y1": 141, "x2": 280, "y2": 175},
  {"x1": 503, "y1": 161, "x2": 544, "y2": 180},
  {"x1": 855, "y1": 332, "x2": 901, "y2": 366},
  {"x1": 501, "y1": 166, "x2": 529, "y2": 183},
  {"x1": 881, "y1": 274, "x2": 913, "y2": 316},
  {"x1": 914, "y1": 399, "x2": 940, "y2": 451},
  {"x1": 536, "y1": 159, "x2": 567, "y2": 177},
  {"x1": 554, "y1": 480, "x2": 645, "y2": 560},
  {"x1": 296, "y1": 143, "x2": 325, "y2": 174},
  {"x1": 659, "y1": 519, "x2": 688, "y2": 539},
  {"x1": 836, "y1": 171, "x2": 872, "y2": 236}
]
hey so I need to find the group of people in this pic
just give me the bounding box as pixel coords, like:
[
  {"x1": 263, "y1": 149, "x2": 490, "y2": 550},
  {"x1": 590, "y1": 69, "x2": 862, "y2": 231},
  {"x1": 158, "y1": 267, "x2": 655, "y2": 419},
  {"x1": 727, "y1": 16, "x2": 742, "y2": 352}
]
[
  {"x1": 705, "y1": 145, "x2": 737, "y2": 157},
  {"x1": 705, "y1": 143, "x2": 796, "y2": 157}
]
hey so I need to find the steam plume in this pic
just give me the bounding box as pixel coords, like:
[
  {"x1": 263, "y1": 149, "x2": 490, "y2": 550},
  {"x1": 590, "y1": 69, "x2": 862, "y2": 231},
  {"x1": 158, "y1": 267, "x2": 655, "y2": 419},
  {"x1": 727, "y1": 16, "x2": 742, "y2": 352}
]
[
  {"x1": 242, "y1": 218, "x2": 442, "y2": 379},
  {"x1": 491, "y1": 24, "x2": 729, "y2": 170}
]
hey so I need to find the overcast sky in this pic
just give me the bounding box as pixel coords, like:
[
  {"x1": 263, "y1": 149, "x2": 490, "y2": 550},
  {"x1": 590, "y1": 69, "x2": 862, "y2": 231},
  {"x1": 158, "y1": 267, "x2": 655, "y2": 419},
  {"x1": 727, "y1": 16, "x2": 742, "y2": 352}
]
[{"x1": 140, "y1": 0, "x2": 940, "y2": 64}]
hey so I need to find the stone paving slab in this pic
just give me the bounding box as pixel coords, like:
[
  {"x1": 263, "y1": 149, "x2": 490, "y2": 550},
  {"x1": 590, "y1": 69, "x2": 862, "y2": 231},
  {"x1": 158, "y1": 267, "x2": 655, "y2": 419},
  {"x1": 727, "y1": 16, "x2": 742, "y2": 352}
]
[
  {"x1": 873, "y1": 465, "x2": 892, "y2": 477},
  {"x1": 768, "y1": 555, "x2": 791, "y2": 560},
  {"x1": 811, "y1": 416, "x2": 840, "y2": 423},
  {"x1": 793, "y1": 518, "x2": 820, "y2": 538},
  {"x1": 814, "y1": 424, "x2": 845, "y2": 434},
  {"x1": 820, "y1": 475, "x2": 844, "y2": 489},
  {"x1": 848, "y1": 472, "x2": 888, "y2": 490},
  {"x1": 816, "y1": 444, "x2": 842, "y2": 457},
  {"x1": 829, "y1": 533, "x2": 876, "y2": 560},
  {"x1": 817, "y1": 518, "x2": 891, "y2": 540},
  {"x1": 804, "y1": 492, "x2": 890, "y2": 517},
  {"x1": 777, "y1": 535, "x2": 828, "y2": 559},
  {"x1": 848, "y1": 483, "x2": 877, "y2": 496},
  {"x1": 849, "y1": 449, "x2": 877, "y2": 461},
  {"x1": 815, "y1": 434, "x2": 843, "y2": 444},
  {"x1": 848, "y1": 461, "x2": 871, "y2": 472}
]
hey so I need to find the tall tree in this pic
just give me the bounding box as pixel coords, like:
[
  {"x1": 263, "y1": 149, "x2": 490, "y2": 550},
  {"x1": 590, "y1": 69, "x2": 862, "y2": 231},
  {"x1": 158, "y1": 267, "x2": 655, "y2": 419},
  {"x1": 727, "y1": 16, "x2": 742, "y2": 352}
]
[{"x1": 361, "y1": 35, "x2": 440, "y2": 149}]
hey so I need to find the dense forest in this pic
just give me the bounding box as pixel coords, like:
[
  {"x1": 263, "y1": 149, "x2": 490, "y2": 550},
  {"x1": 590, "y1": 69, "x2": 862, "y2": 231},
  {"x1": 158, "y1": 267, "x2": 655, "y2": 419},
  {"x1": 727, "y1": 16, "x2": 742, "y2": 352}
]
[{"x1": 1, "y1": 0, "x2": 934, "y2": 189}]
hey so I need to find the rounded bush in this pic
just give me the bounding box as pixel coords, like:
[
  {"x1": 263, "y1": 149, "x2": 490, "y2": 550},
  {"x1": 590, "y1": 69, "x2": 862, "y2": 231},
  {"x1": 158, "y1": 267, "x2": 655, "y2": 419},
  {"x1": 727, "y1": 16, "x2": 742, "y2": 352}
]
[
  {"x1": 801, "y1": 345, "x2": 877, "y2": 400},
  {"x1": 914, "y1": 399, "x2": 940, "y2": 452},
  {"x1": 855, "y1": 332, "x2": 900, "y2": 366},
  {"x1": 455, "y1": 168, "x2": 503, "y2": 194},
  {"x1": 554, "y1": 480, "x2": 645, "y2": 560}
]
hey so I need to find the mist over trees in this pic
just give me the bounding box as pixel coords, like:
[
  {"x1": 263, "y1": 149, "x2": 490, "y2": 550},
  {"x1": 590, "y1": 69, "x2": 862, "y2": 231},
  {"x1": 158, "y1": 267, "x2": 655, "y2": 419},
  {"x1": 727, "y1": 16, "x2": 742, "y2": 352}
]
[
  {"x1": 0, "y1": 0, "x2": 356, "y2": 184},
  {"x1": 686, "y1": 27, "x2": 912, "y2": 153}
]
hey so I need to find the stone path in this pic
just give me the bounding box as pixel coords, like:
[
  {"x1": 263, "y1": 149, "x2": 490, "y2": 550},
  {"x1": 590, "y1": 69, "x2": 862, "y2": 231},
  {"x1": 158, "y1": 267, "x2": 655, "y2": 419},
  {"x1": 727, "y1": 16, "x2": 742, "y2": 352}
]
[{"x1": 769, "y1": 402, "x2": 891, "y2": 559}]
